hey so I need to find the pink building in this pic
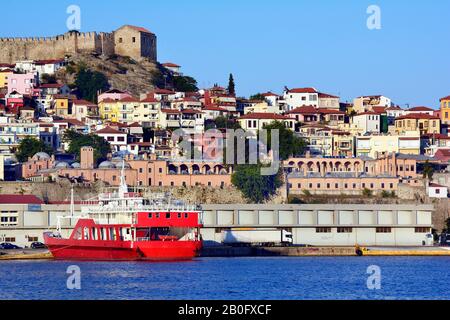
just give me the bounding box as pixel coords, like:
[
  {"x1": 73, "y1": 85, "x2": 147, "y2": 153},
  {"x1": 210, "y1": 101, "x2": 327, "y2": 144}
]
[{"x1": 7, "y1": 73, "x2": 39, "y2": 95}]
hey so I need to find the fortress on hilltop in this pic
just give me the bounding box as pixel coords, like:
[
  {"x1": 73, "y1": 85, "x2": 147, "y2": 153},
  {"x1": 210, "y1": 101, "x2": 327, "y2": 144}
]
[{"x1": 0, "y1": 25, "x2": 157, "y2": 64}]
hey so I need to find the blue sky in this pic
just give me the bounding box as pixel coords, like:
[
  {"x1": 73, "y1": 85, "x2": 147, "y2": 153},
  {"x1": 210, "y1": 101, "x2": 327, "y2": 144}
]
[{"x1": 2, "y1": 0, "x2": 449, "y2": 107}]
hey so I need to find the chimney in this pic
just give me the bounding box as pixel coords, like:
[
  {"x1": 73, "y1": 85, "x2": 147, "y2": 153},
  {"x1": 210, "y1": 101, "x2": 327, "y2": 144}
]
[{"x1": 80, "y1": 146, "x2": 94, "y2": 169}]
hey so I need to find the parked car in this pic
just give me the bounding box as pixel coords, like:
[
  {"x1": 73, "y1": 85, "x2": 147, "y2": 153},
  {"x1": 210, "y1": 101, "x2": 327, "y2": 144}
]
[
  {"x1": 0, "y1": 243, "x2": 22, "y2": 250},
  {"x1": 31, "y1": 242, "x2": 47, "y2": 249}
]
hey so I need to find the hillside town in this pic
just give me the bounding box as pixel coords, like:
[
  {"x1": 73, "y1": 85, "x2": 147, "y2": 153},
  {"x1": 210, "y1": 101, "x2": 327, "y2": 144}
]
[{"x1": 0, "y1": 54, "x2": 449, "y2": 201}]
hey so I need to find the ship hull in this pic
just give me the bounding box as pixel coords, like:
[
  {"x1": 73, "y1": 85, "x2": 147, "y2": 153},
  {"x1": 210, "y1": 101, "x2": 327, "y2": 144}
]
[{"x1": 44, "y1": 235, "x2": 202, "y2": 261}]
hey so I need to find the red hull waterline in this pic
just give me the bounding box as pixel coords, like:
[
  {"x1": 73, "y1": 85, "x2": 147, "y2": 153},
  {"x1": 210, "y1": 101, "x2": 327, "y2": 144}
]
[{"x1": 44, "y1": 234, "x2": 202, "y2": 261}]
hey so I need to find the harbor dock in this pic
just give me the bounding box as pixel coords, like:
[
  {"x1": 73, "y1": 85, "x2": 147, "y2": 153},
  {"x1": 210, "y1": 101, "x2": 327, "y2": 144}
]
[{"x1": 2, "y1": 246, "x2": 450, "y2": 260}]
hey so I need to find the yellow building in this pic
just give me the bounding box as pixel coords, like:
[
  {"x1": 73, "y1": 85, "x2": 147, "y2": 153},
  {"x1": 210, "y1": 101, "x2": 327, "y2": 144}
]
[
  {"x1": 356, "y1": 134, "x2": 421, "y2": 158},
  {"x1": 440, "y1": 95, "x2": 450, "y2": 125},
  {"x1": 53, "y1": 95, "x2": 75, "y2": 117},
  {"x1": 132, "y1": 97, "x2": 161, "y2": 127},
  {"x1": 98, "y1": 97, "x2": 139, "y2": 123},
  {"x1": 0, "y1": 70, "x2": 13, "y2": 88},
  {"x1": 394, "y1": 114, "x2": 441, "y2": 135}
]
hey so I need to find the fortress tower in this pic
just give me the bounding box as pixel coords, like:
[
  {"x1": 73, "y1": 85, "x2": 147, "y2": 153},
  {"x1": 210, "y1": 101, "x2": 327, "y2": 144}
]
[{"x1": 0, "y1": 25, "x2": 157, "y2": 64}]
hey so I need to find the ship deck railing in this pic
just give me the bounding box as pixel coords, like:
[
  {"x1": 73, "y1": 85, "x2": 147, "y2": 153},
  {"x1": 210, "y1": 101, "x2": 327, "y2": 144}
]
[{"x1": 82, "y1": 205, "x2": 200, "y2": 214}]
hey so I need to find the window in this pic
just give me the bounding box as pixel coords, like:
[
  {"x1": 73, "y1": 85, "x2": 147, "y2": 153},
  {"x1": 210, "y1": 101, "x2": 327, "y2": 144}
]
[
  {"x1": 376, "y1": 227, "x2": 392, "y2": 233},
  {"x1": 148, "y1": 213, "x2": 153, "y2": 219},
  {"x1": 117, "y1": 137, "x2": 125, "y2": 142},
  {"x1": 28, "y1": 236, "x2": 38, "y2": 242},
  {"x1": 178, "y1": 213, "x2": 182, "y2": 219},
  {"x1": 337, "y1": 228, "x2": 353, "y2": 233},
  {"x1": 415, "y1": 227, "x2": 429, "y2": 233},
  {"x1": 119, "y1": 38, "x2": 123, "y2": 43},
  {"x1": 132, "y1": 37, "x2": 136, "y2": 43},
  {"x1": 316, "y1": 228, "x2": 332, "y2": 233},
  {"x1": 166, "y1": 213, "x2": 171, "y2": 219},
  {"x1": 4, "y1": 237, "x2": 15, "y2": 242}
]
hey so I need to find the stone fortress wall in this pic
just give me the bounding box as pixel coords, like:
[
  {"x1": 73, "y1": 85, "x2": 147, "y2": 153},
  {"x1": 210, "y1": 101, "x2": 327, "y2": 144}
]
[{"x1": 0, "y1": 25, "x2": 155, "y2": 63}]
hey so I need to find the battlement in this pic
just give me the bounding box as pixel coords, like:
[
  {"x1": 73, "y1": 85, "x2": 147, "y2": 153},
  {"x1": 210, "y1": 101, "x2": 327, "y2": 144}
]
[{"x1": 0, "y1": 25, "x2": 156, "y2": 64}]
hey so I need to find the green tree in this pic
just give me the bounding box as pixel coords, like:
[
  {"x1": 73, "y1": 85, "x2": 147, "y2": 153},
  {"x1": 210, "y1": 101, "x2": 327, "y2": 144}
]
[
  {"x1": 75, "y1": 67, "x2": 110, "y2": 103},
  {"x1": 262, "y1": 121, "x2": 307, "y2": 161},
  {"x1": 15, "y1": 137, "x2": 53, "y2": 163},
  {"x1": 231, "y1": 164, "x2": 283, "y2": 203},
  {"x1": 228, "y1": 73, "x2": 235, "y2": 96},
  {"x1": 172, "y1": 75, "x2": 198, "y2": 92},
  {"x1": 249, "y1": 93, "x2": 266, "y2": 101},
  {"x1": 362, "y1": 188, "x2": 373, "y2": 197},
  {"x1": 423, "y1": 160, "x2": 434, "y2": 181},
  {"x1": 63, "y1": 130, "x2": 111, "y2": 164},
  {"x1": 214, "y1": 116, "x2": 241, "y2": 130},
  {"x1": 41, "y1": 73, "x2": 57, "y2": 84}
]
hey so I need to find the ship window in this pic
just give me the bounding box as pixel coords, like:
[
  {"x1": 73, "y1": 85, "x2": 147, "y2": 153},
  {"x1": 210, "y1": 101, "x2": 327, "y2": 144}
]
[
  {"x1": 92, "y1": 228, "x2": 97, "y2": 240},
  {"x1": 166, "y1": 213, "x2": 171, "y2": 219},
  {"x1": 178, "y1": 213, "x2": 182, "y2": 219},
  {"x1": 110, "y1": 228, "x2": 116, "y2": 241},
  {"x1": 156, "y1": 213, "x2": 160, "y2": 218},
  {"x1": 185, "y1": 213, "x2": 189, "y2": 219},
  {"x1": 100, "y1": 228, "x2": 105, "y2": 240},
  {"x1": 148, "y1": 213, "x2": 153, "y2": 219}
]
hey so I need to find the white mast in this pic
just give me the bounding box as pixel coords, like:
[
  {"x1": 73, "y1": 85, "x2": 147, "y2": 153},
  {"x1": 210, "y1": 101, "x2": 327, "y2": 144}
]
[{"x1": 119, "y1": 160, "x2": 128, "y2": 199}]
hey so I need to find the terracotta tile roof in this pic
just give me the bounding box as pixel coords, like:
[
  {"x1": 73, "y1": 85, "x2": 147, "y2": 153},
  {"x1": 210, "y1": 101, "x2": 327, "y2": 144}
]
[
  {"x1": 203, "y1": 106, "x2": 228, "y2": 112},
  {"x1": 429, "y1": 183, "x2": 447, "y2": 188},
  {"x1": 153, "y1": 89, "x2": 176, "y2": 95},
  {"x1": 96, "y1": 127, "x2": 126, "y2": 134},
  {"x1": 386, "y1": 106, "x2": 403, "y2": 111},
  {"x1": 140, "y1": 96, "x2": 159, "y2": 103},
  {"x1": 440, "y1": 96, "x2": 450, "y2": 101},
  {"x1": 372, "y1": 106, "x2": 387, "y2": 114},
  {"x1": 396, "y1": 113, "x2": 440, "y2": 120},
  {"x1": 162, "y1": 62, "x2": 180, "y2": 68},
  {"x1": 407, "y1": 106, "x2": 435, "y2": 112},
  {"x1": 161, "y1": 108, "x2": 180, "y2": 114},
  {"x1": 123, "y1": 25, "x2": 154, "y2": 34},
  {"x1": 261, "y1": 92, "x2": 280, "y2": 97},
  {"x1": 287, "y1": 106, "x2": 318, "y2": 114},
  {"x1": 73, "y1": 99, "x2": 97, "y2": 106},
  {"x1": 287, "y1": 87, "x2": 318, "y2": 94},
  {"x1": 0, "y1": 195, "x2": 44, "y2": 205},
  {"x1": 318, "y1": 92, "x2": 339, "y2": 99}
]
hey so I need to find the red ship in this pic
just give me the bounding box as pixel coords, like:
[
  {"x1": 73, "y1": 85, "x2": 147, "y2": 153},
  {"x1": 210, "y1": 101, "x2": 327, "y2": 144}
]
[{"x1": 44, "y1": 167, "x2": 203, "y2": 261}]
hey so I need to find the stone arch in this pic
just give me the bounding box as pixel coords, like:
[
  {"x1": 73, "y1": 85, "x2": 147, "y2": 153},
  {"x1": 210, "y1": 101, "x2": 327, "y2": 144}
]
[
  {"x1": 192, "y1": 164, "x2": 201, "y2": 174},
  {"x1": 180, "y1": 164, "x2": 189, "y2": 175},
  {"x1": 168, "y1": 164, "x2": 178, "y2": 174}
]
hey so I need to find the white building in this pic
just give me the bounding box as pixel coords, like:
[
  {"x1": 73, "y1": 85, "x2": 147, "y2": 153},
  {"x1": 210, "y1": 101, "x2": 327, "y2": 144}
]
[
  {"x1": 15, "y1": 59, "x2": 66, "y2": 76},
  {"x1": 352, "y1": 112, "x2": 380, "y2": 134},
  {"x1": 283, "y1": 87, "x2": 319, "y2": 110},
  {"x1": 404, "y1": 106, "x2": 435, "y2": 116},
  {"x1": 427, "y1": 183, "x2": 448, "y2": 199},
  {"x1": 238, "y1": 113, "x2": 296, "y2": 134},
  {"x1": 96, "y1": 127, "x2": 128, "y2": 152},
  {"x1": 201, "y1": 204, "x2": 435, "y2": 247}
]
